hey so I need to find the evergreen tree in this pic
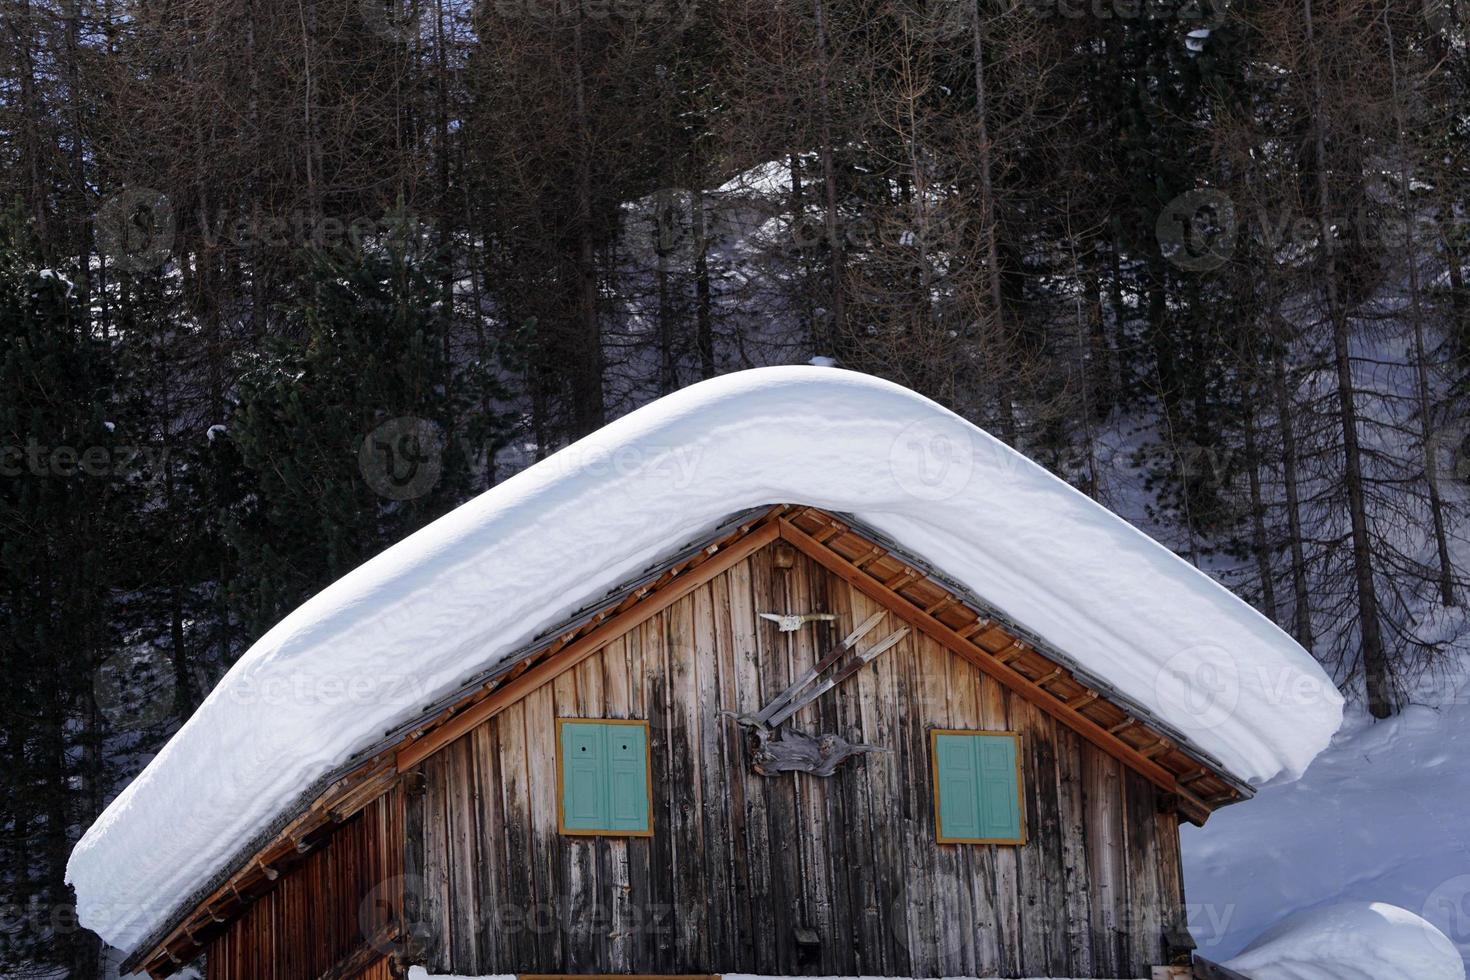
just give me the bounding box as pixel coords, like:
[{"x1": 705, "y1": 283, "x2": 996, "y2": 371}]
[
  {"x1": 225, "y1": 219, "x2": 513, "y2": 638},
  {"x1": 0, "y1": 212, "x2": 112, "y2": 977}
]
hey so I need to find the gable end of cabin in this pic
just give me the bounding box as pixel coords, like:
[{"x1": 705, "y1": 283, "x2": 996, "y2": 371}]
[{"x1": 130, "y1": 505, "x2": 1250, "y2": 980}]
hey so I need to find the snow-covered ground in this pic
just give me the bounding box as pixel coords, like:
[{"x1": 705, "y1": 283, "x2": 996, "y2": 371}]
[
  {"x1": 1185, "y1": 662, "x2": 1470, "y2": 968},
  {"x1": 1222, "y1": 901, "x2": 1465, "y2": 980},
  {"x1": 408, "y1": 975, "x2": 1152, "y2": 980}
]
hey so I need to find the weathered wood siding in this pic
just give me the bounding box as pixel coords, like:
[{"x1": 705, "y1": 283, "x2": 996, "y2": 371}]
[
  {"x1": 207, "y1": 790, "x2": 403, "y2": 980},
  {"x1": 408, "y1": 543, "x2": 1187, "y2": 979}
]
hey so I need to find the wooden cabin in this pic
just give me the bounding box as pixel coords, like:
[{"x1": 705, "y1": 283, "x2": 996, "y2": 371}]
[
  {"x1": 121, "y1": 505, "x2": 1259, "y2": 980},
  {"x1": 74, "y1": 371, "x2": 1338, "y2": 980}
]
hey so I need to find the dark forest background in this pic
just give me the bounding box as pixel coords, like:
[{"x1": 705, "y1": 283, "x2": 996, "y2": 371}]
[{"x1": 2, "y1": 0, "x2": 1468, "y2": 973}]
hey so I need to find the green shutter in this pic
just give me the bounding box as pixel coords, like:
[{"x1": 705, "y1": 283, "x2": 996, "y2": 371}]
[
  {"x1": 559, "y1": 721, "x2": 650, "y2": 834},
  {"x1": 935, "y1": 733, "x2": 983, "y2": 840},
  {"x1": 934, "y1": 732, "x2": 1023, "y2": 843},
  {"x1": 977, "y1": 734, "x2": 1022, "y2": 841},
  {"x1": 606, "y1": 724, "x2": 649, "y2": 832}
]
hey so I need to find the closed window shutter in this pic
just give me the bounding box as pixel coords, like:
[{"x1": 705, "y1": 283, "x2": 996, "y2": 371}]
[
  {"x1": 977, "y1": 735, "x2": 1022, "y2": 841},
  {"x1": 560, "y1": 721, "x2": 651, "y2": 834},
  {"x1": 561, "y1": 722, "x2": 610, "y2": 829},
  {"x1": 934, "y1": 732, "x2": 1023, "y2": 843},
  {"x1": 606, "y1": 724, "x2": 649, "y2": 832},
  {"x1": 935, "y1": 733, "x2": 983, "y2": 840}
]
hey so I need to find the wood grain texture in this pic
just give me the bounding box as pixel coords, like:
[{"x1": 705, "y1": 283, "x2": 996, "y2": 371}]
[
  {"x1": 204, "y1": 790, "x2": 402, "y2": 980},
  {"x1": 409, "y1": 543, "x2": 1185, "y2": 979}
]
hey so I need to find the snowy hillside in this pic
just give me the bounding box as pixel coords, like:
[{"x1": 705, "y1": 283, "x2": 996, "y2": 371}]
[{"x1": 1185, "y1": 664, "x2": 1470, "y2": 967}]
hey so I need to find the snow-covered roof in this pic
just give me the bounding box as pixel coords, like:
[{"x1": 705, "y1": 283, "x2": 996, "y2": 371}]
[{"x1": 68, "y1": 366, "x2": 1343, "y2": 955}]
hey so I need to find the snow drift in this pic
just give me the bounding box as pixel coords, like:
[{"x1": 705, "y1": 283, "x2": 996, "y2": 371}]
[
  {"x1": 1223, "y1": 901, "x2": 1465, "y2": 980},
  {"x1": 67, "y1": 366, "x2": 1343, "y2": 954}
]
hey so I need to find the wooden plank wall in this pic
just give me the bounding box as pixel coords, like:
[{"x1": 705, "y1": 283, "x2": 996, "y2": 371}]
[
  {"x1": 206, "y1": 789, "x2": 403, "y2": 980},
  {"x1": 409, "y1": 544, "x2": 1187, "y2": 979}
]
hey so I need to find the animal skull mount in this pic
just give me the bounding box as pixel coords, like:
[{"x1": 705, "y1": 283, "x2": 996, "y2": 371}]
[{"x1": 759, "y1": 611, "x2": 838, "y2": 632}]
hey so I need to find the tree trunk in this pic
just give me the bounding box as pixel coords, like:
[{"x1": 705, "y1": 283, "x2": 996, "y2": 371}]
[
  {"x1": 1385, "y1": 15, "x2": 1457, "y2": 606},
  {"x1": 570, "y1": 12, "x2": 605, "y2": 437},
  {"x1": 812, "y1": 0, "x2": 845, "y2": 352},
  {"x1": 1304, "y1": 0, "x2": 1392, "y2": 715},
  {"x1": 970, "y1": 4, "x2": 1016, "y2": 442},
  {"x1": 693, "y1": 190, "x2": 715, "y2": 379},
  {"x1": 1273, "y1": 348, "x2": 1315, "y2": 650},
  {"x1": 1243, "y1": 399, "x2": 1279, "y2": 621}
]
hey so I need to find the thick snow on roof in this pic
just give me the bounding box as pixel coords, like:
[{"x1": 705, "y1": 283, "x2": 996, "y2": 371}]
[{"x1": 68, "y1": 366, "x2": 1342, "y2": 953}]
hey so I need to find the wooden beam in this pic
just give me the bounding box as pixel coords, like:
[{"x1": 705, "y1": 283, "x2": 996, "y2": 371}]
[
  {"x1": 1033, "y1": 666, "x2": 1064, "y2": 688},
  {"x1": 812, "y1": 521, "x2": 842, "y2": 543},
  {"x1": 1066, "y1": 690, "x2": 1100, "y2": 711},
  {"x1": 924, "y1": 595, "x2": 956, "y2": 617},
  {"x1": 958, "y1": 618, "x2": 991, "y2": 639},
  {"x1": 777, "y1": 518, "x2": 1211, "y2": 821},
  {"x1": 885, "y1": 569, "x2": 920, "y2": 592},
  {"x1": 995, "y1": 640, "x2": 1027, "y2": 664},
  {"x1": 395, "y1": 519, "x2": 781, "y2": 770}
]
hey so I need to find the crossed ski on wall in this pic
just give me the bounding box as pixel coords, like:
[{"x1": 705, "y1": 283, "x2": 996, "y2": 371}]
[{"x1": 736, "y1": 609, "x2": 906, "y2": 776}]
